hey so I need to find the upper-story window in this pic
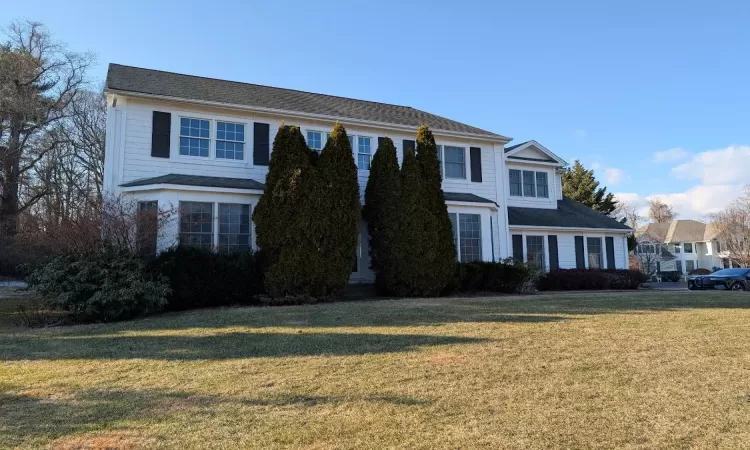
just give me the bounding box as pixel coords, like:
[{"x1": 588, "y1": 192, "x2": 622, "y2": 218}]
[
  {"x1": 636, "y1": 243, "x2": 656, "y2": 254},
  {"x1": 443, "y1": 146, "x2": 466, "y2": 179},
  {"x1": 509, "y1": 169, "x2": 549, "y2": 198},
  {"x1": 683, "y1": 242, "x2": 693, "y2": 253},
  {"x1": 216, "y1": 122, "x2": 245, "y2": 160},
  {"x1": 357, "y1": 136, "x2": 372, "y2": 170},
  {"x1": 672, "y1": 243, "x2": 681, "y2": 253},
  {"x1": 307, "y1": 131, "x2": 323, "y2": 151},
  {"x1": 179, "y1": 118, "x2": 210, "y2": 157}
]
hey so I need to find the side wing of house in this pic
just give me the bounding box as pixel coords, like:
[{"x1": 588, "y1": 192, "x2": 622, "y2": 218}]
[{"x1": 502, "y1": 141, "x2": 632, "y2": 270}]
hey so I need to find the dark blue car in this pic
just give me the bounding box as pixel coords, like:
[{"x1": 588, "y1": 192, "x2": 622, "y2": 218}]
[{"x1": 687, "y1": 268, "x2": 750, "y2": 291}]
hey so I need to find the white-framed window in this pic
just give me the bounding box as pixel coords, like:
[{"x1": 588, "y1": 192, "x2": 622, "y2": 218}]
[
  {"x1": 637, "y1": 243, "x2": 656, "y2": 254},
  {"x1": 216, "y1": 122, "x2": 245, "y2": 160},
  {"x1": 357, "y1": 136, "x2": 372, "y2": 170},
  {"x1": 672, "y1": 243, "x2": 681, "y2": 253},
  {"x1": 443, "y1": 146, "x2": 466, "y2": 179},
  {"x1": 686, "y1": 260, "x2": 695, "y2": 272},
  {"x1": 307, "y1": 130, "x2": 324, "y2": 151},
  {"x1": 179, "y1": 118, "x2": 210, "y2": 157},
  {"x1": 449, "y1": 213, "x2": 482, "y2": 262},
  {"x1": 587, "y1": 237, "x2": 603, "y2": 269},
  {"x1": 218, "y1": 203, "x2": 251, "y2": 254},
  {"x1": 683, "y1": 242, "x2": 693, "y2": 253},
  {"x1": 179, "y1": 201, "x2": 213, "y2": 250},
  {"x1": 526, "y1": 235, "x2": 545, "y2": 269},
  {"x1": 509, "y1": 169, "x2": 549, "y2": 198}
]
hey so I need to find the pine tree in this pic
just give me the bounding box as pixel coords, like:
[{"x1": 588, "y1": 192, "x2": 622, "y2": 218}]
[
  {"x1": 415, "y1": 125, "x2": 456, "y2": 287},
  {"x1": 363, "y1": 137, "x2": 401, "y2": 292},
  {"x1": 388, "y1": 150, "x2": 445, "y2": 296},
  {"x1": 316, "y1": 122, "x2": 361, "y2": 295},
  {"x1": 561, "y1": 160, "x2": 618, "y2": 215}
]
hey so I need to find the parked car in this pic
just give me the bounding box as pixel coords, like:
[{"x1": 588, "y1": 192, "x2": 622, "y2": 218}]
[{"x1": 687, "y1": 268, "x2": 750, "y2": 291}]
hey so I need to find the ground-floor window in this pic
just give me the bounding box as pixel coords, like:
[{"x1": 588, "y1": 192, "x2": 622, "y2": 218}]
[
  {"x1": 218, "y1": 203, "x2": 251, "y2": 254},
  {"x1": 685, "y1": 260, "x2": 695, "y2": 272},
  {"x1": 449, "y1": 213, "x2": 482, "y2": 262},
  {"x1": 179, "y1": 202, "x2": 214, "y2": 250},
  {"x1": 526, "y1": 235, "x2": 545, "y2": 269},
  {"x1": 587, "y1": 237, "x2": 602, "y2": 269}
]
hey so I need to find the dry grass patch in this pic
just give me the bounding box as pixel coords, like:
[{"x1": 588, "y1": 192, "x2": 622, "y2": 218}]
[{"x1": 1, "y1": 288, "x2": 750, "y2": 448}]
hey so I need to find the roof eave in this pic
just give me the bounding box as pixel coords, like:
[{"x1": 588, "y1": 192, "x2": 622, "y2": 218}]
[{"x1": 106, "y1": 88, "x2": 512, "y2": 144}]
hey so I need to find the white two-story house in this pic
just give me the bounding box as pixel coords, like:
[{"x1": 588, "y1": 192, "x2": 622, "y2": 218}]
[{"x1": 103, "y1": 64, "x2": 631, "y2": 283}]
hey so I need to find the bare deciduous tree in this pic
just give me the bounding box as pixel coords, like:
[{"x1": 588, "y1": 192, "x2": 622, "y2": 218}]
[
  {"x1": 709, "y1": 186, "x2": 750, "y2": 267},
  {"x1": 648, "y1": 198, "x2": 677, "y2": 223},
  {"x1": 614, "y1": 200, "x2": 645, "y2": 230},
  {"x1": 0, "y1": 20, "x2": 94, "y2": 235}
]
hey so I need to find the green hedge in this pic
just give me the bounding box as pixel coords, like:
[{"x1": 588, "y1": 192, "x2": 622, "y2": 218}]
[
  {"x1": 537, "y1": 269, "x2": 644, "y2": 291},
  {"x1": 454, "y1": 260, "x2": 532, "y2": 294},
  {"x1": 27, "y1": 247, "x2": 170, "y2": 322},
  {"x1": 148, "y1": 246, "x2": 265, "y2": 310}
]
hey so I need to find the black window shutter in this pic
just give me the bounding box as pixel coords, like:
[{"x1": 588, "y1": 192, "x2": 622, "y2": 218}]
[
  {"x1": 151, "y1": 111, "x2": 171, "y2": 158},
  {"x1": 512, "y1": 234, "x2": 524, "y2": 262},
  {"x1": 470, "y1": 147, "x2": 482, "y2": 182},
  {"x1": 403, "y1": 139, "x2": 415, "y2": 157},
  {"x1": 253, "y1": 123, "x2": 270, "y2": 166},
  {"x1": 548, "y1": 235, "x2": 559, "y2": 271},
  {"x1": 575, "y1": 236, "x2": 585, "y2": 269},
  {"x1": 605, "y1": 236, "x2": 616, "y2": 269}
]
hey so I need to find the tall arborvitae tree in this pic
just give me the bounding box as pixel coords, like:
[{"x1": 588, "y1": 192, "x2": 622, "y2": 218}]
[
  {"x1": 562, "y1": 160, "x2": 618, "y2": 215},
  {"x1": 363, "y1": 137, "x2": 401, "y2": 292},
  {"x1": 415, "y1": 125, "x2": 456, "y2": 285},
  {"x1": 389, "y1": 150, "x2": 445, "y2": 296},
  {"x1": 316, "y1": 122, "x2": 361, "y2": 295}
]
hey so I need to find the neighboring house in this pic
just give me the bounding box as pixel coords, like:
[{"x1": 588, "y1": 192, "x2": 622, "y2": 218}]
[
  {"x1": 635, "y1": 220, "x2": 731, "y2": 275},
  {"x1": 103, "y1": 64, "x2": 631, "y2": 283}
]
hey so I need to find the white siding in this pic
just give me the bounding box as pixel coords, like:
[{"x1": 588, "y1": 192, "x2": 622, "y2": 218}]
[
  {"x1": 509, "y1": 228, "x2": 631, "y2": 270},
  {"x1": 110, "y1": 98, "x2": 500, "y2": 205}
]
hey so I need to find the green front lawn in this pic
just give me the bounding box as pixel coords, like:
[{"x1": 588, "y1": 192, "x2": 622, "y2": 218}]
[{"x1": 1, "y1": 288, "x2": 750, "y2": 448}]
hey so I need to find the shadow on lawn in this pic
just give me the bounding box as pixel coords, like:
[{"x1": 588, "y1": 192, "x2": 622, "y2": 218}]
[
  {"x1": 0, "y1": 387, "x2": 433, "y2": 447},
  {"x1": 0, "y1": 330, "x2": 496, "y2": 361}
]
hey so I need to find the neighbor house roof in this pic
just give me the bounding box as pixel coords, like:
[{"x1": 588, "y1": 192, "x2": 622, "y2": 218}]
[
  {"x1": 120, "y1": 174, "x2": 265, "y2": 191},
  {"x1": 637, "y1": 220, "x2": 719, "y2": 243},
  {"x1": 105, "y1": 64, "x2": 507, "y2": 140},
  {"x1": 507, "y1": 198, "x2": 631, "y2": 230}
]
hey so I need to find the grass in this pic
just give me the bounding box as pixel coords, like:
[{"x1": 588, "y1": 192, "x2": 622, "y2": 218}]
[{"x1": 1, "y1": 288, "x2": 750, "y2": 449}]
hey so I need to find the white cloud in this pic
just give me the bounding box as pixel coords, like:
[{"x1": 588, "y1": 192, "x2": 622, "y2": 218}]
[
  {"x1": 652, "y1": 147, "x2": 690, "y2": 163},
  {"x1": 615, "y1": 185, "x2": 743, "y2": 220},
  {"x1": 604, "y1": 168, "x2": 629, "y2": 185},
  {"x1": 671, "y1": 145, "x2": 750, "y2": 185}
]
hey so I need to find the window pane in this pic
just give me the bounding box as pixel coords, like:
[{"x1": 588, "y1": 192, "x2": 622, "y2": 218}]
[
  {"x1": 522, "y1": 171, "x2": 536, "y2": 197},
  {"x1": 526, "y1": 236, "x2": 545, "y2": 269},
  {"x1": 179, "y1": 202, "x2": 213, "y2": 250},
  {"x1": 536, "y1": 172, "x2": 549, "y2": 198},
  {"x1": 509, "y1": 169, "x2": 522, "y2": 196},
  {"x1": 459, "y1": 214, "x2": 481, "y2": 262},
  {"x1": 307, "y1": 131, "x2": 322, "y2": 151},
  {"x1": 444, "y1": 146, "x2": 465, "y2": 179},
  {"x1": 215, "y1": 122, "x2": 245, "y2": 160},
  {"x1": 684, "y1": 243, "x2": 693, "y2": 253},
  {"x1": 179, "y1": 118, "x2": 210, "y2": 156},
  {"x1": 357, "y1": 137, "x2": 371, "y2": 170},
  {"x1": 218, "y1": 203, "x2": 251, "y2": 254},
  {"x1": 587, "y1": 237, "x2": 602, "y2": 269}
]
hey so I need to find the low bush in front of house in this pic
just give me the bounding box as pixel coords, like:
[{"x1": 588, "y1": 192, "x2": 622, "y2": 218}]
[
  {"x1": 659, "y1": 271, "x2": 683, "y2": 282},
  {"x1": 689, "y1": 268, "x2": 712, "y2": 276},
  {"x1": 27, "y1": 246, "x2": 171, "y2": 322},
  {"x1": 147, "y1": 246, "x2": 266, "y2": 310},
  {"x1": 454, "y1": 259, "x2": 535, "y2": 294},
  {"x1": 537, "y1": 269, "x2": 645, "y2": 291}
]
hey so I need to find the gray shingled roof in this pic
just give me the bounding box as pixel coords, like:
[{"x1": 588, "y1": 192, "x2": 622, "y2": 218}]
[
  {"x1": 120, "y1": 174, "x2": 265, "y2": 191},
  {"x1": 443, "y1": 192, "x2": 496, "y2": 205},
  {"x1": 504, "y1": 141, "x2": 531, "y2": 153},
  {"x1": 637, "y1": 220, "x2": 719, "y2": 243},
  {"x1": 106, "y1": 64, "x2": 506, "y2": 139},
  {"x1": 120, "y1": 175, "x2": 498, "y2": 208},
  {"x1": 508, "y1": 198, "x2": 631, "y2": 230}
]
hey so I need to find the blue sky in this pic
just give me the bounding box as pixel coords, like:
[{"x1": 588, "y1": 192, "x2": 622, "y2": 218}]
[{"x1": 5, "y1": 0, "x2": 750, "y2": 219}]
